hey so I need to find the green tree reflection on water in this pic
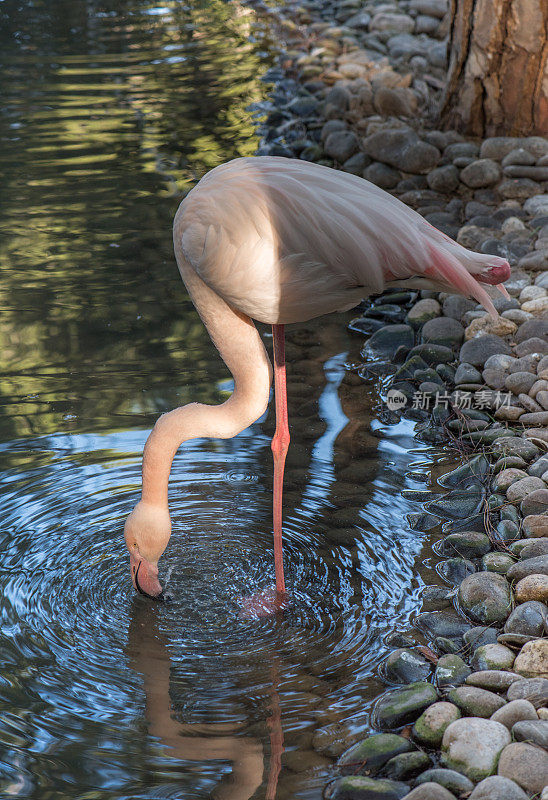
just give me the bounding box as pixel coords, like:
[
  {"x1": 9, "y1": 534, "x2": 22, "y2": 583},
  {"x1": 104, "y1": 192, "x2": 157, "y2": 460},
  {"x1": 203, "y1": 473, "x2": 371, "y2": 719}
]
[{"x1": 0, "y1": 0, "x2": 276, "y2": 442}]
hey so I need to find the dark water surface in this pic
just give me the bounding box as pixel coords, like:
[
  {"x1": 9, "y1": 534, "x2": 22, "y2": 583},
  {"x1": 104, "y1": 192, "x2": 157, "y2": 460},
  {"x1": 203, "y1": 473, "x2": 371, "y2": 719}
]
[{"x1": 0, "y1": 2, "x2": 453, "y2": 798}]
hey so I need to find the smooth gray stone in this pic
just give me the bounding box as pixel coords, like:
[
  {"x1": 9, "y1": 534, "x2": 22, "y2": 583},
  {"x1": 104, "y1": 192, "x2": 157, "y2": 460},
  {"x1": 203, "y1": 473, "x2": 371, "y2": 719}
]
[
  {"x1": 372, "y1": 682, "x2": 438, "y2": 729},
  {"x1": 470, "y1": 643, "x2": 516, "y2": 672},
  {"x1": 365, "y1": 324, "x2": 415, "y2": 358},
  {"x1": 415, "y1": 612, "x2": 470, "y2": 640},
  {"x1": 442, "y1": 532, "x2": 491, "y2": 559},
  {"x1": 427, "y1": 486, "x2": 484, "y2": 520},
  {"x1": 519, "y1": 538, "x2": 548, "y2": 559},
  {"x1": 447, "y1": 686, "x2": 506, "y2": 717},
  {"x1": 383, "y1": 648, "x2": 433, "y2": 684},
  {"x1": 414, "y1": 768, "x2": 473, "y2": 795},
  {"x1": 507, "y1": 677, "x2": 548, "y2": 707},
  {"x1": 459, "y1": 334, "x2": 511, "y2": 366},
  {"x1": 491, "y1": 699, "x2": 539, "y2": 730},
  {"x1": 458, "y1": 572, "x2": 513, "y2": 626},
  {"x1": 497, "y1": 741, "x2": 548, "y2": 796},
  {"x1": 438, "y1": 455, "x2": 489, "y2": 488},
  {"x1": 337, "y1": 733, "x2": 414, "y2": 774},
  {"x1": 441, "y1": 717, "x2": 511, "y2": 782},
  {"x1": 465, "y1": 670, "x2": 522, "y2": 691},
  {"x1": 468, "y1": 775, "x2": 528, "y2": 800},
  {"x1": 437, "y1": 557, "x2": 475, "y2": 586},
  {"x1": 401, "y1": 783, "x2": 456, "y2": 799},
  {"x1": 435, "y1": 655, "x2": 471, "y2": 687},
  {"x1": 463, "y1": 627, "x2": 499, "y2": 650},
  {"x1": 512, "y1": 719, "x2": 548, "y2": 748},
  {"x1": 507, "y1": 554, "x2": 548, "y2": 582},
  {"x1": 383, "y1": 750, "x2": 431, "y2": 781},
  {"x1": 504, "y1": 601, "x2": 548, "y2": 637},
  {"x1": 326, "y1": 775, "x2": 410, "y2": 799}
]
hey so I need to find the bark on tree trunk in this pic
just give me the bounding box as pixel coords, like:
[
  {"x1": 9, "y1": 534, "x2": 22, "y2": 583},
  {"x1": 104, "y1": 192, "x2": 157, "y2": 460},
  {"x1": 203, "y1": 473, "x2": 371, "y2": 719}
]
[{"x1": 440, "y1": 0, "x2": 548, "y2": 137}]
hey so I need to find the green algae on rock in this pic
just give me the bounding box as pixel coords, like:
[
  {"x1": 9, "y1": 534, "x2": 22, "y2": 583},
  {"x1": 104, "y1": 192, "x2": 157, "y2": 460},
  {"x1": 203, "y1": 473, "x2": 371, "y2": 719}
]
[
  {"x1": 372, "y1": 683, "x2": 438, "y2": 729},
  {"x1": 412, "y1": 702, "x2": 461, "y2": 746},
  {"x1": 458, "y1": 572, "x2": 513, "y2": 625}
]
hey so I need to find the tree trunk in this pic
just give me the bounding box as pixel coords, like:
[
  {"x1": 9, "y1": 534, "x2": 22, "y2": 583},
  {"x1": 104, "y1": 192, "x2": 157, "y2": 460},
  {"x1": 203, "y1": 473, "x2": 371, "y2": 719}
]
[{"x1": 440, "y1": 0, "x2": 548, "y2": 137}]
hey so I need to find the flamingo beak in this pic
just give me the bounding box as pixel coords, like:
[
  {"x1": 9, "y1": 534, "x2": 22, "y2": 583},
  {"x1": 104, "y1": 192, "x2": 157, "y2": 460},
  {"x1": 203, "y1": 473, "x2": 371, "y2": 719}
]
[
  {"x1": 477, "y1": 261, "x2": 511, "y2": 286},
  {"x1": 129, "y1": 551, "x2": 164, "y2": 601}
]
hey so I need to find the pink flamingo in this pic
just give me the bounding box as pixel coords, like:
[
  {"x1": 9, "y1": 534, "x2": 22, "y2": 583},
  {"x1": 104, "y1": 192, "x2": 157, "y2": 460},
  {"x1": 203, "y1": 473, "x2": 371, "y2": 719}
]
[{"x1": 124, "y1": 156, "x2": 510, "y2": 604}]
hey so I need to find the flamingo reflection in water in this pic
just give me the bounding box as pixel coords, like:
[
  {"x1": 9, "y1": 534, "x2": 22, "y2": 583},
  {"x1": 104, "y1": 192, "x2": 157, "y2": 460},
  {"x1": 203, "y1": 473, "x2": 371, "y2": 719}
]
[
  {"x1": 128, "y1": 602, "x2": 283, "y2": 799},
  {"x1": 123, "y1": 156, "x2": 510, "y2": 610}
]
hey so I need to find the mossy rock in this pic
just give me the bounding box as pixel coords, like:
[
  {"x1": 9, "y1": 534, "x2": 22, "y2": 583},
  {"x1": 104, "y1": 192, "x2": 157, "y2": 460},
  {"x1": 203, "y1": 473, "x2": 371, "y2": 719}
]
[
  {"x1": 372, "y1": 682, "x2": 438, "y2": 729},
  {"x1": 325, "y1": 775, "x2": 410, "y2": 799},
  {"x1": 412, "y1": 701, "x2": 461, "y2": 746},
  {"x1": 337, "y1": 733, "x2": 413, "y2": 774}
]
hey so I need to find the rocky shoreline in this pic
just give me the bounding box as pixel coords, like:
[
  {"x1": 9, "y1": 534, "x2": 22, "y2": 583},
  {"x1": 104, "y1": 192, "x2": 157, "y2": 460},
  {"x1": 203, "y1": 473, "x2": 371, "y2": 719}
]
[{"x1": 249, "y1": 0, "x2": 548, "y2": 797}]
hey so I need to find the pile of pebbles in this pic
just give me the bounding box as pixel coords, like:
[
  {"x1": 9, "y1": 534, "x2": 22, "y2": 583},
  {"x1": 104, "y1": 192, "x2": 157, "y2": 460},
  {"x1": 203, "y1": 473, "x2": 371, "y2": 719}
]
[
  {"x1": 253, "y1": 0, "x2": 548, "y2": 216},
  {"x1": 247, "y1": 0, "x2": 548, "y2": 796},
  {"x1": 318, "y1": 291, "x2": 548, "y2": 799},
  {"x1": 358, "y1": 277, "x2": 548, "y2": 452}
]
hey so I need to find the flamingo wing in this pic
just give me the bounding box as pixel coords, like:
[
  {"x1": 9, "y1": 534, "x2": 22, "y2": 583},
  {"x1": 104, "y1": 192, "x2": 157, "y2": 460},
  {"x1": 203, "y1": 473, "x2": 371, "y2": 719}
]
[{"x1": 176, "y1": 157, "x2": 509, "y2": 323}]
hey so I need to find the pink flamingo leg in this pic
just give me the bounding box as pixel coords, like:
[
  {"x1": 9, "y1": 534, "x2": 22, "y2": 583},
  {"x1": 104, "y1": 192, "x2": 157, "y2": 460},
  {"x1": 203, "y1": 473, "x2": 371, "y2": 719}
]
[
  {"x1": 238, "y1": 326, "x2": 289, "y2": 617},
  {"x1": 271, "y1": 324, "x2": 289, "y2": 596}
]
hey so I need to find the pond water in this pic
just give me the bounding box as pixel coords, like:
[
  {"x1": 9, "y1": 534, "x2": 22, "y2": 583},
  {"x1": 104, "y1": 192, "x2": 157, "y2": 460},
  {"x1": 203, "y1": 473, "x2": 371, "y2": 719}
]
[{"x1": 0, "y1": 2, "x2": 453, "y2": 798}]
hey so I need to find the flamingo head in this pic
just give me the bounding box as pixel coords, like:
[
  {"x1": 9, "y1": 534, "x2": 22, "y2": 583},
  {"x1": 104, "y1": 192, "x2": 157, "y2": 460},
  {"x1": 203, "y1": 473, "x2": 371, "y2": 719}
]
[
  {"x1": 421, "y1": 248, "x2": 511, "y2": 318},
  {"x1": 124, "y1": 501, "x2": 171, "y2": 600}
]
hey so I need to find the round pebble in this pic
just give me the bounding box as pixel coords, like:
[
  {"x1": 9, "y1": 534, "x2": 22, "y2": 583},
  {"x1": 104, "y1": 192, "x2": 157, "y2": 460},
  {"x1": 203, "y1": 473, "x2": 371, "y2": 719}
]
[
  {"x1": 497, "y1": 741, "x2": 548, "y2": 795},
  {"x1": 446, "y1": 686, "x2": 506, "y2": 718},
  {"x1": 470, "y1": 643, "x2": 516, "y2": 672},
  {"x1": 507, "y1": 476, "x2": 546, "y2": 503},
  {"x1": 401, "y1": 783, "x2": 456, "y2": 799},
  {"x1": 522, "y1": 514, "x2": 548, "y2": 537},
  {"x1": 465, "y1": 670, "x2": 522, "y2": 691},
  {"x1": 521, "y1": 488, "x2": 548, "y2": 516},
  {"x1": 469, "y1": 775, "x2": 529, "y2": 800},
  {"x1": 493, "y1": 468, "x2": 528, "y2": 492},
  {"x1": 512, "y1": 718, "x2": 548, "y2": 748},
  {"x1": 491, "y1": 699, "x2": 539, "y2": 730},
  {"x1": 458, "y1": 572, "x2": 512, "y2": 625},
  {"x1": 412, "y1": 702, "x2": 461, "y2": 747},
  {"x1": 507, "y1": 677, "x2": 548, "y2": 707},
  {"x1": 441, "y1": 718, "x2": 511, "y2": 782},
  {"x1": 383, "y1": 648, "x2": 433, "y2": 684},
  {"x1": 515, "y1": 573, "x2": 548, "y2": 603},
  {"x1": 414, "y1": 768, "x2": 474, "y2": 796},
  {"x1": 513, "y1": 638, "x2": 548, "y2": 678},
  {"x1": 504, "y1": 601, "x2": 548, "y2": 638}
]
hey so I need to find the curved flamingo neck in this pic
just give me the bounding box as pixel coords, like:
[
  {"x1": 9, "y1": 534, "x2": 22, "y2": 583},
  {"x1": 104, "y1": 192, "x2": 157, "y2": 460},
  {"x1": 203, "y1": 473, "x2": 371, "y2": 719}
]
[
  {"x1": 140, "y1": 383, "x2": 271, "y2": 509},
  {"x1": 139, "y1": 251, "x2": 272, "y2": 514},
  {"x1": 140, "y1": 407, "x2": 194, "y2": 508}
]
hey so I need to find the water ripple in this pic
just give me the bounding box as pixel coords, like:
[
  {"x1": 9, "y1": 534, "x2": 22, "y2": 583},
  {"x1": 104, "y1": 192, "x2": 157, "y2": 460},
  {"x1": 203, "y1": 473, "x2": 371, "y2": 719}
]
[
  {"x1": 0, "y1": 404, "x2": 440, "y2": 797},
  {"x1": 0, "y1": 0, "x2": 447, "y2": 794}
]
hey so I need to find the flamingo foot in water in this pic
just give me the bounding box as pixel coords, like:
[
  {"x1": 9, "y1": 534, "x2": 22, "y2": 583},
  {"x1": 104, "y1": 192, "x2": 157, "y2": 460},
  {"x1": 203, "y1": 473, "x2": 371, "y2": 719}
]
[{"x1": 239, "y1": 587, "x2": 290, "y2": 618}]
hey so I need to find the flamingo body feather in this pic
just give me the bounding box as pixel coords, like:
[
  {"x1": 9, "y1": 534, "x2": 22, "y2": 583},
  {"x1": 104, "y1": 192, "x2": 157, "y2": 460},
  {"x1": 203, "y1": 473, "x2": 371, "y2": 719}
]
[{"x1": 175, "y1": 156, "x2": 508, "y2": 324}]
